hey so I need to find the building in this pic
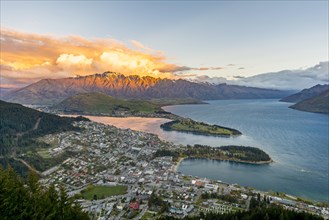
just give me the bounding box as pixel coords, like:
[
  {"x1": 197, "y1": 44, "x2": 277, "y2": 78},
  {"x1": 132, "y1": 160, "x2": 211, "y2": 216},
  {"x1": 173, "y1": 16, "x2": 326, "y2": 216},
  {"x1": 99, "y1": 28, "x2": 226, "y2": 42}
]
[{"x1": 129, "y1": 201, "x2": 140, "y2": 210}]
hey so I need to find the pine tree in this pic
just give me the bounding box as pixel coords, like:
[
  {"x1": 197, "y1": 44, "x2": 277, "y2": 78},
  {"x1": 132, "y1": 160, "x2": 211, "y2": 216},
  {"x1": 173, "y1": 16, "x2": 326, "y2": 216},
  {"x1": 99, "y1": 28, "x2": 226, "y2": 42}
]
[{"x1": 0, "y1": 166, "x2": 88, "y2": 219}]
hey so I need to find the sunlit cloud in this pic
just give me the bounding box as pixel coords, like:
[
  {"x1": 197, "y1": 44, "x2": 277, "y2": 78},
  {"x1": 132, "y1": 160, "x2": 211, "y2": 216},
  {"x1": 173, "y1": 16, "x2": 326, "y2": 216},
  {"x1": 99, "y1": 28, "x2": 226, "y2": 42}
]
[
  {"x1": 56, "y1": 54, "x2": 93, "y2": 67},
  {"x1": 130, "y1": 40, "x2": 162, "y2": 55},
  {"x1": 0, "y1": 27, "x2": 254, "y2": 89},
  {"x1": 1, "y1": 27, "x2": 193, "y2": 88}
]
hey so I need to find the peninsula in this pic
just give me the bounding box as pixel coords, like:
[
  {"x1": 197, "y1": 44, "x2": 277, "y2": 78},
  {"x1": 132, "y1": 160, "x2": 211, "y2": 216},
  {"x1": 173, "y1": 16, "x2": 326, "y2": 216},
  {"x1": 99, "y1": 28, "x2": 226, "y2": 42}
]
[
  {"x1": 155, "y1": 144, "x2": 273, "y2": 165},
  {"x1": 160, "y1": 119, "x2": 242, "y2": 136}
]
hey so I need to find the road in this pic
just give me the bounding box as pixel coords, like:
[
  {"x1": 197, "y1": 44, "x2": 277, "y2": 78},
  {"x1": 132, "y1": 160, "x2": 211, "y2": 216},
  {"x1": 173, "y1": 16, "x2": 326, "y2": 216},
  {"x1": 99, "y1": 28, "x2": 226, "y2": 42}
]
[
  {"x1": 17, "y1": 117, "x2": 41, "y2": 137},
  {"x1": 13, "y1": 157, "x2": 43, "y2": 176},
  {"x1": 246, "y1": 196, "x2": 252, "y2": 211}
]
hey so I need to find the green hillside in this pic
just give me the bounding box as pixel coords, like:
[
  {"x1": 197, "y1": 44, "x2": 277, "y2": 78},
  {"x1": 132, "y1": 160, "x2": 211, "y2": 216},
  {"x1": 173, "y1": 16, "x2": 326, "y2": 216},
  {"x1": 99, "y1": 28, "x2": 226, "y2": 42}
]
[
  {"x1": 290, "y1": 89, "x2": 329, "y2": 114},
  {"x1": 53, "y1": 92, "x2": 164, "y2": 115},
  {"x1": 160, "y1": 119, "x2": 242, "y2": 136},
  {"x1": 0, "y1": 100, "x2": 88, "y2": 176},
  {"x1": 0, "y1": 100, "x2": 87, "y2": 155}
]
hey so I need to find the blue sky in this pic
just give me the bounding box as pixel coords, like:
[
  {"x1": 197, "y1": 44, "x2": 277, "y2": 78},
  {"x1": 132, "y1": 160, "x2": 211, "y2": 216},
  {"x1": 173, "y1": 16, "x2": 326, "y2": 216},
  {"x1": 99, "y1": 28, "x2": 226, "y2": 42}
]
[{"x1": 1, "y1": 1, "x2": 328, "y2": 81}]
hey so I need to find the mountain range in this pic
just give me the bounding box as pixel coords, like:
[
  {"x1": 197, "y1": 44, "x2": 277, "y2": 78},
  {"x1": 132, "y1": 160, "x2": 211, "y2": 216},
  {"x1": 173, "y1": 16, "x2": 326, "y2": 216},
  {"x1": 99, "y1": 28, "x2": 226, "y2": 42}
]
[
  {"x1": 2, "y1": 72, "x2": 291, "y2": 105},
  {"x1": 280, "y1": 84, "x2": 329, "y2": 103},
  {"x1": 280, "y1": 84, "x2": 329, "y2": 114},
  {"x1": 290, "y1": 89, "x2": 329, "y2": 114}
]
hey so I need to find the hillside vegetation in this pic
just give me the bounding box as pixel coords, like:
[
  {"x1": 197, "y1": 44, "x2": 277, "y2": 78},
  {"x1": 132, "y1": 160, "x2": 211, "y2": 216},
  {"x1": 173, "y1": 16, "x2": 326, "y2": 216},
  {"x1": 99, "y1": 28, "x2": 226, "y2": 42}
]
[
  {"x1": 290, "y1": 89, "x2": 329, "y2": 114},
  {"x1": 0, "y1": 167, "x2": 88, "y2": 219},
  {"x1": 155, "y1": 144, "x2": 272, "y2": 164},
  {"x1": 0, "y1": 100, "x2": 87, "y2": 155},
  {"x1": 53, "y1": 92, "x2": 164, "y2": 115},
  {"x1": 280, "y1": 84, "x2": 329, "y2": 103},
  {"x1": 160, "y1": 119, "x2": 241, "y2": 136},
  {"x1": 0, "y1": 100, "x2": 88, "y2": 176}
]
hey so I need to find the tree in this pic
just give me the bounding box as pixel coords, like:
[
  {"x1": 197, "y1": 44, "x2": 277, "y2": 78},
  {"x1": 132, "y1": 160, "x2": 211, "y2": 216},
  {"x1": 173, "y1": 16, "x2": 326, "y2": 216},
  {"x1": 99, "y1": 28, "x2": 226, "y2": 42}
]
[{"x1": 0, "y1": 166, "x2": 89, "y2": 220}]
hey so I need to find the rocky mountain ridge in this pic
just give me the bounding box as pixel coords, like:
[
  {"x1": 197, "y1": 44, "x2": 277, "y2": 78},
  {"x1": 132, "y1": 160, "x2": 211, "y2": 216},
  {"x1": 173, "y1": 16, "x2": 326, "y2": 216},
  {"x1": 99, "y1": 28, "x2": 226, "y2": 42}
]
[{"x1": 3, "y1": 71, "x2": 291, "y2": 105}]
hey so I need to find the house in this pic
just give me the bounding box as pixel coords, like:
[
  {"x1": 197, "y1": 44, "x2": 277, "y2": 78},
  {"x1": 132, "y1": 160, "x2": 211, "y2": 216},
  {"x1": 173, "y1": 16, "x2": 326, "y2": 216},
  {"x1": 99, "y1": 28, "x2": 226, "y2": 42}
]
[{"x1": 129, "y1": 201, "x2": 140, "y2": 210}]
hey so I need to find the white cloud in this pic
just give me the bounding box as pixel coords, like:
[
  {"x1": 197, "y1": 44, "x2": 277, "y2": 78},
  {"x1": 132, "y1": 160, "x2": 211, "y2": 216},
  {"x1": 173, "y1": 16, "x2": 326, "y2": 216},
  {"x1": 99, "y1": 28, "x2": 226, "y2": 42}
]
[
  {"x1": 56, "y1": 54, "x2": 93, "y2": 67},
  {"x1": 187, "y1": 62, "x2": 329, "y2": 90}
]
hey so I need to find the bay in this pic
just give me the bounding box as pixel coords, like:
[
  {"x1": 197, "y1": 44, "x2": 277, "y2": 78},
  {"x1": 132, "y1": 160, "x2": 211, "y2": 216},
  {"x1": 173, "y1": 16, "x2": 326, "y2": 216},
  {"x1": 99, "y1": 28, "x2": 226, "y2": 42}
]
[{"x1": 164, "y1": 99, "x2": 329, "y2": 202}]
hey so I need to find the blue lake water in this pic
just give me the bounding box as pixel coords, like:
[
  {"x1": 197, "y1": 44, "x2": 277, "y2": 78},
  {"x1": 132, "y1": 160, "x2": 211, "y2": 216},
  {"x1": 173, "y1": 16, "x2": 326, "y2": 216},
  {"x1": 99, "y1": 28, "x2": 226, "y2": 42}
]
[{"x1": 163, "y1": 99, "x2": 329, "y2": 202}]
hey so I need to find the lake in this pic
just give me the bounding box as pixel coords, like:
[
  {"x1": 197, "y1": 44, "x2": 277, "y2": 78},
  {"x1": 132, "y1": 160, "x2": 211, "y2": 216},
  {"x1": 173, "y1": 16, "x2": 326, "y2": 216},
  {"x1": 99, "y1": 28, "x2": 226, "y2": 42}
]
[
  {"x1": 83, "y1": 99, "x2": 328, "y2": 202},
  {"x1": 164, "y1": 99, "x2": 329, "y2": 202}
]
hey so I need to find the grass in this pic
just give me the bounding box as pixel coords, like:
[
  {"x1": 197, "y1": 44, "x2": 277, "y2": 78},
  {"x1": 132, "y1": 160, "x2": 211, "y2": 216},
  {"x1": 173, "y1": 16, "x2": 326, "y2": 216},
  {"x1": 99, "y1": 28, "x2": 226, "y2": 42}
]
[
  {"x1": 80, "y1": 185, "x2": 127, "y2": 200},
  {"x1": 171, "y1": 121, "x2": 233, "y2": 135},
  {"x1": 37, "y1": 149, "x2": 51, "y2": 159},
  {"x1": 141, "y1": 211, "x2": 157, "y2": 220},
  {"x1": 161, "y1": 119, "x2": 239, "y2": 136}
]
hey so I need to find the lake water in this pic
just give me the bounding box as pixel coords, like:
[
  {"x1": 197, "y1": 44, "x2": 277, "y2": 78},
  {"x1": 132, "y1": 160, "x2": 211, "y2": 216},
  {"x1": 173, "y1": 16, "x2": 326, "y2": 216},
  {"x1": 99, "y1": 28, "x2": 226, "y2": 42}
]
[
  {"x1": 83, "y1": 100, "x2": 328, "y2": 202},
  {"x1": 164, "y1": 100, "x2": 329, "y2": 202}
]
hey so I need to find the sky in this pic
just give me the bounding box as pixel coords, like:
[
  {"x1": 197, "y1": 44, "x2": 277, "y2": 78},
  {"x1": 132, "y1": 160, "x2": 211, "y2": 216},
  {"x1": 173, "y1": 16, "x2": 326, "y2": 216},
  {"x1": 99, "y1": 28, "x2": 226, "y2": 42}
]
[{"x1": 0, "y1": 1, "x2": 328, "y2": 89}]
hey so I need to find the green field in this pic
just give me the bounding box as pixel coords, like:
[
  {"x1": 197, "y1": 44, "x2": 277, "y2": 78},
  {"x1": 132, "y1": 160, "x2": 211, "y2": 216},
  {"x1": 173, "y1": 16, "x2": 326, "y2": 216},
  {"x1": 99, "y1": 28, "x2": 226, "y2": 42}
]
[
  {"x1": 160, "y1": 119, "x2": 241, "y2": 136},
  {"x1": 37, "y1": 148, "x2": 51, "y2": 159},
  {"x1": 141, "y1": 211, "x2": 158, "y2": 220},
  {"x1": 80, "y1": 185, "x2": 127, "y2": 200}
]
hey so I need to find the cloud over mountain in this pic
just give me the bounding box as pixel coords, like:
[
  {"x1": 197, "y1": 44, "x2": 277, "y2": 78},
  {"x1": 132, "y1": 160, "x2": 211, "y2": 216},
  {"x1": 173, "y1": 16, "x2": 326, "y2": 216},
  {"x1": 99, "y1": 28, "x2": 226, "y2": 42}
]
[
  {"x1": 188, "y1": 62, "x2": 329, "y2": 90},
  {"x1": 1, "y1": 28, "x2": 327, "y2": 91}
]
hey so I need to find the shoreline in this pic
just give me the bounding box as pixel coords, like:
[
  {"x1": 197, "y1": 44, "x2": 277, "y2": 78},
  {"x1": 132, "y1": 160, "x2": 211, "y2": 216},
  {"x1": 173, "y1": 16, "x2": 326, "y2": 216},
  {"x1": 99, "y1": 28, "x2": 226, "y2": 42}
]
[
  {"x1": 58, "y1": 112, "x2": 179, "y2": 120},
  {"x1": 174, "y1": 157, "x2": 273, "y2": 173},
  {"x1": 174, "y1": 157, "x2": 186, "y2": 172},
  {"x1": 62, "y1": 113, "x2": 242, "y2": 138},
  {"x1": 60, "y1": 113, "x2": 322, "y2": 204},
  {"x1": 160, "y1": 120, "x2": 242, "y2": 137}
]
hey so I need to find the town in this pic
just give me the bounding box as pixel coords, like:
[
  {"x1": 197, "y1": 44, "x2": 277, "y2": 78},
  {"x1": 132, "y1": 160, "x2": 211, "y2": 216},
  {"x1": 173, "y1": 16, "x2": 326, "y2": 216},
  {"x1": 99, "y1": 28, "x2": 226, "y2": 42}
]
[{"x1": 36, "y1": 120, "x2": 328, "y2": 220}]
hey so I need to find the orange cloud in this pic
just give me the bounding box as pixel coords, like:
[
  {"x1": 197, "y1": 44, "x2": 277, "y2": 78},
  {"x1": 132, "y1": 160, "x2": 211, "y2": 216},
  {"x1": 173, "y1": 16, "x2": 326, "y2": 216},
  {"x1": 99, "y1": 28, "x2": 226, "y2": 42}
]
[{"x1": 0, "y1": 27, "x2": 186, "y2": 88}]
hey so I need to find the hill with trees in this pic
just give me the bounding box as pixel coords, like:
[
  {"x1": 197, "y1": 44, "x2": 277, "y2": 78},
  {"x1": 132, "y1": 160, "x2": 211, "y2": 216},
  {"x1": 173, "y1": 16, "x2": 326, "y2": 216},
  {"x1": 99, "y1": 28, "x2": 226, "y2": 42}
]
[
  {"x1": 0, "y1": 166, "x2": 88, "y2": 219},
  {"x1": 155, "y1": 144, "x2": 272, "y2": 164},
  {"x1": 160, "y1": 119, "x2": 241, "y2": 137},
  {"x1": 53, "y1": 92, "x2": 165, "y2": 115},
  {"x1": 0, "y1": 100, "x2": 87, "y2": 156}
]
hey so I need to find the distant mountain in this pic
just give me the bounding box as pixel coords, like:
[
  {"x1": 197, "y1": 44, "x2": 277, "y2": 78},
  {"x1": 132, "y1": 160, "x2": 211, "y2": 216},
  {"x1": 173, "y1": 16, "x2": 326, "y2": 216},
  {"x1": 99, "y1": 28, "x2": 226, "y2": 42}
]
[
  {"x1": 0, "y1": 88, "x2": 14, "y2": 99},
  {"x1": 280, "y1": 84, "x2": 329, "y2": 103},
  {"x1": 3, "y1": 72, "x2": 291, "y2": 105},
  {"x1": 53, "y1": 92, "x2": 163, "y2": 114},
  {"x1": 290, "y1": 89, "x2": 329, "y2": 114}
]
